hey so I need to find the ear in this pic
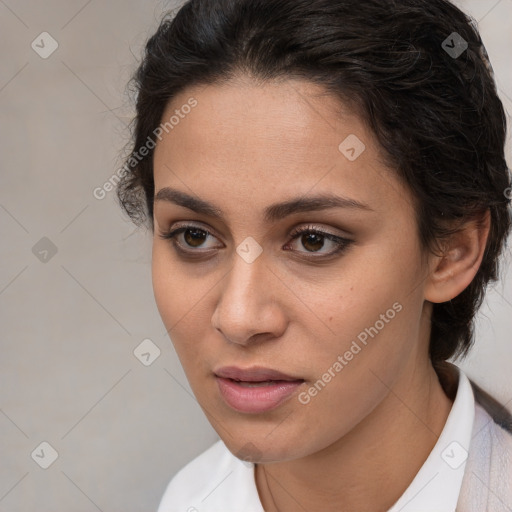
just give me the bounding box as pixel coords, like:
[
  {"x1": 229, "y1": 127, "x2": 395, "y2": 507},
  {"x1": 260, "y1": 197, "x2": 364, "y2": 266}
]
[{"x1": 424, "y1": 209, "x2": 491, "y2": 303}]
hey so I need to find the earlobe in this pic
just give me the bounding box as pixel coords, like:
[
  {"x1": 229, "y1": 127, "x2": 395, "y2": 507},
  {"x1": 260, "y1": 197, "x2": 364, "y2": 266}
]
[{"x1": 424, "y1": 209, "x2": 491, "y2": 304}]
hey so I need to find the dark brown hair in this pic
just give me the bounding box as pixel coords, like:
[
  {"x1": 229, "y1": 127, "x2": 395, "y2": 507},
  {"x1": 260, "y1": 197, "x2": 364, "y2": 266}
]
[{"x1": 116, "y1": 0, "x2": 511, "y2": 367}]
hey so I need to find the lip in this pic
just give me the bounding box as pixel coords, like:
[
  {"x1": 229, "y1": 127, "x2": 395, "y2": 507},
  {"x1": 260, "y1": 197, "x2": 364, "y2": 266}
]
[
  {"x1": 214, "y1": 366, "x2": 305, "y2": 413},
  {"x1": 214, "y1": 365, "x2": 303, "y2": 382}
]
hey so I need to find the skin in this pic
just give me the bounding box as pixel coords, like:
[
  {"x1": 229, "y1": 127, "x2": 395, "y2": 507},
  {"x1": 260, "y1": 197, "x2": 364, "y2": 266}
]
[{"x1": 151, "y1": 76, "x2": 490, "y2": 512}]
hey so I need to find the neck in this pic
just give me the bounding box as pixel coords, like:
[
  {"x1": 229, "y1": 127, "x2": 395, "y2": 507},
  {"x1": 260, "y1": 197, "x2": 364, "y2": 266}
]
[{"x1": 255, "y1": 361, "x2": 453, "y2": 512}]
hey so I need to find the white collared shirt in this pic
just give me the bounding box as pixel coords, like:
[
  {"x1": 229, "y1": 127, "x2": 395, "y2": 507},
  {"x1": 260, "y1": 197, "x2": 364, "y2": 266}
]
[
  {"x1": 387, "y1": 368, "x2": 474, "y2": 511},
  {"x1": 157, "y1": 368, "x2": 475, "y2": 512}
]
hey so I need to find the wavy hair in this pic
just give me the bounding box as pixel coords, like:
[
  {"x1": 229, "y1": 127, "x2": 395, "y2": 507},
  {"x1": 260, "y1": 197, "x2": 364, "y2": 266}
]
[{"x1": 116, "y1": 0, "x2": 511, "y2": 368}]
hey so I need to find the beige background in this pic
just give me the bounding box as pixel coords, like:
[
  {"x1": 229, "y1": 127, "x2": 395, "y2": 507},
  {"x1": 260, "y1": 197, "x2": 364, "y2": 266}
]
[{"x1": 0, "y1": 1, "x2": 511, "y2": 510}]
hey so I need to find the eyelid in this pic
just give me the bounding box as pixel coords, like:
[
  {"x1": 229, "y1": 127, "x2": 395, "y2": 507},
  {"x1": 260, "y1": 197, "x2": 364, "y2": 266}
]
[
  {"x1": 288, "y1": 223, "x2": 349, "y2": 240},
  {"x1": 168, "y1": 221, "x2": 219, "y2": 237}
]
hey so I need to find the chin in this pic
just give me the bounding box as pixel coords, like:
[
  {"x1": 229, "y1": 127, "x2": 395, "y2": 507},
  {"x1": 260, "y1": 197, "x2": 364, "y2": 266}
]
[{"x1": 222, "y1": 433, "x2": 306, "y2": 464}]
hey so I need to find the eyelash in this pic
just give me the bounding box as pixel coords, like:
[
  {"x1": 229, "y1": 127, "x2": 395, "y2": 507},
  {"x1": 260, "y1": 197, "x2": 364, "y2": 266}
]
[{"x1": 158, "y1": 223, "x2": 353, "y2": 260}]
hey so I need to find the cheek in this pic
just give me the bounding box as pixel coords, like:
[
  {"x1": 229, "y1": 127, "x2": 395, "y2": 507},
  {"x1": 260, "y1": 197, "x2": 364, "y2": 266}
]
[
  {"x1": 151, "y1": 242, "x2": 214, "y2": 373},
  {"x1": 151, "y1": 240, "x2": 206, "y2": 320},
  {"x1": 151, "y1": 246, "x2": 177, "y2": 323},
  {"x1": 302, "y1": 255, "x2": 415, "y2": 342},
  {"x1": 151, "y1": 244, "x2": 199, "y2": 347},
  {"x1": 287, "y1": 305, "x2": 417, "y2": 458},
  {"x1": 292, "y1": 239, "x2": 423, "y2": 387}
]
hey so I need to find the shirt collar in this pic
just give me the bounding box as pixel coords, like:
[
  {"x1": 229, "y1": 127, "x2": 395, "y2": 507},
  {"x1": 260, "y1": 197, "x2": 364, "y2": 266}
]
[{"x1": 387, "y1": 365, "x2": 475, "y2": 512}]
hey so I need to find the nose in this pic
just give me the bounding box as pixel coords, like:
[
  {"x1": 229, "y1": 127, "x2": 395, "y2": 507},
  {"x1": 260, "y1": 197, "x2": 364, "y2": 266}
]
[{"x1": 211, "y1": 249, "x2": 287, "y2": 346}]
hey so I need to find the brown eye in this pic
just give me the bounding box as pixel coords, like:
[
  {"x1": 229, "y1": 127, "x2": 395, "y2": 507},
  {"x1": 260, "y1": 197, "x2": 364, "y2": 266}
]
[
  {"x1": 285, "y1": 225, "x2": 353, "y2": 258},
  {"x1": 299, "y1": 232, "x2": 325, "y2": 252},
  {"x1": 158, "y1": 225, "x2": 222, "y2": 255},
  {"x1": 182, "y1": 228, "x2": 209, "y2": 248}
]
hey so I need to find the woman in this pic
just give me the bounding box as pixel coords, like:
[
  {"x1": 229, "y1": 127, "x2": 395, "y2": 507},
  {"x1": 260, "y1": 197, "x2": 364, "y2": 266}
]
[{"x1": 116, "y1": 0, "x2": 512, "y2": 510}]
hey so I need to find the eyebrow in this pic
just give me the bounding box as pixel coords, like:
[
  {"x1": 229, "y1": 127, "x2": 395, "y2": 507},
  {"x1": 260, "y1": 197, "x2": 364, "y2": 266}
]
[{"x1": 154, "y1": 187, "x2": 373, "y2": 223}]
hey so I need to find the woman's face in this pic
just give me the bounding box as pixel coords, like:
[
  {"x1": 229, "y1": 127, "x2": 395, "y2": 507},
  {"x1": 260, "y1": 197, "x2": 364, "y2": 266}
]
[{"x1": 152, "y1": 77, "x2": 434, "y2": 463}]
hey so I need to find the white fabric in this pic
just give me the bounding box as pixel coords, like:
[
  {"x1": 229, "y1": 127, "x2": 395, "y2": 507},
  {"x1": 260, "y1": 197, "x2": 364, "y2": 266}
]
[
  {"x1": 386, "y1": 369, "x2": 474, "y2": 512},
  {"x1": 157, "y1": 367, "x2": 512, "y2": 512},
  {"x1": 457, "y1": 401, "x2": 512, "y2": 512}
]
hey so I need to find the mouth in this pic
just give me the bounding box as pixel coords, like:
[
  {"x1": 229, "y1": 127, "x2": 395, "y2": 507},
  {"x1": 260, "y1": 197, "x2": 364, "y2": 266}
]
[
  {"x1": 224, "y1": 379, "x2": 297, "y2": 387},
  {"x1": 214, "y1": 366, "x2": 305, "y2": 413},
  {"x1": 214, "y1": 365, "x2": 304, "y2": 382}
]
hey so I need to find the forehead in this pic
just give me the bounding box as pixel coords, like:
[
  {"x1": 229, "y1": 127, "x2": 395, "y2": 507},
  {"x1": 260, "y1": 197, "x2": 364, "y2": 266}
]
[
  {"x1": 156, "y1": 77, "x2": 357, "y2": 164},
  {"x1": 152, "y1": 78, "x2": 411, "y2": 220}
]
